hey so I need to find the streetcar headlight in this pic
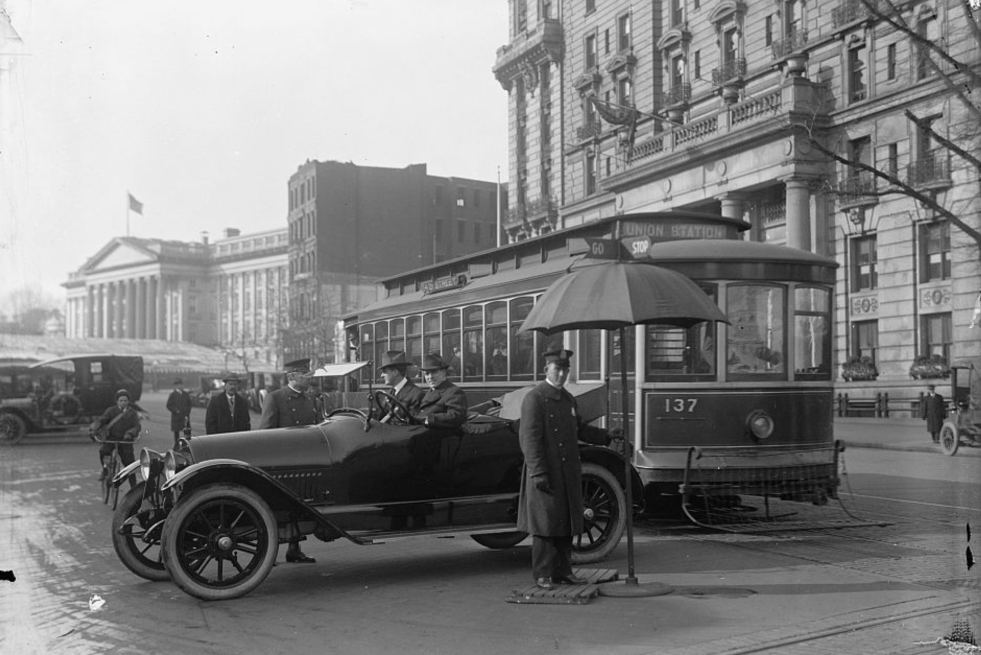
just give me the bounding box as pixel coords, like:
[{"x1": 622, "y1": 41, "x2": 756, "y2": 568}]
[{"x1": 746, "y1": 410, "x2": 775, "y2": 440}]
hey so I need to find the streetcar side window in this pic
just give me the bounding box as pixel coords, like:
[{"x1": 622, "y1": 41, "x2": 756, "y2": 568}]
[
  {"x1": 462, "y1": 306, "x2": 484, "y2": 382},
  {"x1": 726, "y1": 284, "x2": 787, "y2": 379},
  {"x1": 442, "y1": 309, "x2": 462, "y2": 381},
  {"x1": 510, "y1": 297, "x2": 537, "y2": 381},
  {"x1": 486, "y1": 301, "x2": 508, "y2": 381},
  {"x1": 794, "y1": 287, "x2": 832, "y2": 380},
  {"x1": 579, "y1": 329, "x2": 602, "y2": 381}
]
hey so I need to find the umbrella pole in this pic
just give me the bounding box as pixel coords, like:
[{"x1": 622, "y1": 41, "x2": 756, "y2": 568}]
[
  {"x1": 620, "y1": 325, "x2": 637, "y2": 584},
  {"x1": 599, "y1": 325, "x2": 672, "y2": 598}
]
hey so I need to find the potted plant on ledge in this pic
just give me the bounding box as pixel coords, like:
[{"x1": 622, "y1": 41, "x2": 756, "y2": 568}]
[
  {"x1": 841, "y1": 355, "x2": 878, "y2": 382},
  {"x1": 908, "y1": 354, "x2": 950, "y2": 379}
]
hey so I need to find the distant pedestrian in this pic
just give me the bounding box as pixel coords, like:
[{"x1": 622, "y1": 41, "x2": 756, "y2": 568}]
[
  {"x1": 259, "y1": 358, "x2": 319, "y2": 563},
  {"x1": 205, "y1": 374, "x2": 251, "y2": 435},
  {"x1": 921, "y1": 383, "x2": 946, "y2": 444},
  {"x1": 166, "y1": 377, "x2": 193, "y2": 447},
  {"x1": 516, "y1": 349, "x2": 621, "y2": 590}
]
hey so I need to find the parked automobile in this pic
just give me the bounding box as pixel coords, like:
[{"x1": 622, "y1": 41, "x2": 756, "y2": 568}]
[
  {"x1": 0, "y1": 355, "x2": 143, "y2": 445},
  {"x1": 111, "y1": 381, "x2": 638, "y2": 601}
]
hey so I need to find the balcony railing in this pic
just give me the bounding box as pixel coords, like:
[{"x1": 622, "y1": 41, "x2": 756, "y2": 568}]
[
  {"x1": 576, "y1": 120, "x2": 603, "y2": 141},
  {"x1": 837, "y1": 172, "x2": 879, "y2": 207},
  {"x1": 660, "y1": 84, "x2": 691, "y2": 107},
  {"x1": 907, "y1": 156, "x2": 951, "y2": 188},
  {"x1": 771, "y1": 30, "x2": 809, "y2": 59},
  {"x1": 711, "y1": 58, "x2": 747, "y2": 85},
  {"x1": 493, "y1": 19, "x2": 564, "y2": 88},
  {"x1": 831, "y1": 0, "x2": 886, "y2": 28}
]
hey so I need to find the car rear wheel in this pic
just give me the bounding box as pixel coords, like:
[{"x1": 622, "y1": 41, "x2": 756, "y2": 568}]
[
  {"x1": 572, "y1": 462, "x2": 627, "y2": 564},
  {"x1": 112, "y1": 482, "x2": 169, "y2": 581},
  {"x1": 162, "y1": 484, "x2": 278, "y2": 601},
  {"x1": 471, "y1": 531, "x2": 527, "y2": 550},
  {"x1": 0, "y1": 413, "x2": 26, "y2": 446}
]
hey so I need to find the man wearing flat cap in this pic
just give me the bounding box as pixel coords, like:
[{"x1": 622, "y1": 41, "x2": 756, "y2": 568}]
[
  {"x1": 205, "y1": 373, "x2": 251, "y2": 435},
  {"x1": 414, "y1": 353, "x2": 468, "y2": 429},
  {"x1": 517, "y1": 349, "x2": 621, "y2": 590},
  {"x1": 259, "y1": 358, "x2": 320, "y2": 563},
  {"x1": 94, "y1": 388, "x2": 142, "y2": 487},
  {"x1": 166, "y1": 377, "x2": 192, "y2": 448},
  {"x1": 378, "y1": 351, "x2": 425, "y2": 421}
]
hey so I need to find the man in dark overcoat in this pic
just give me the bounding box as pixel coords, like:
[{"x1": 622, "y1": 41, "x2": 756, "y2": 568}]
[
  {"x1": 205, "y1": 374, "x2": 251, "y2": 435},
  {"x1": 378, "y1": 350, "x2": 425, "y2": 422},
  {"x1": 258, "y1": 358, "x2": 319, "y2": 563},
  {"x1": 517, "y1": 349, "x2": 616, "y2": 590},
  {"x1": 920, "y1": 383, "x2": 947, "y2": 443},
  {"x1": 166, "y1": 377, "x2": 192, "y2": 447},
  {"x1": 415, "y1": 353, "x2": 468, "y2": 429}
]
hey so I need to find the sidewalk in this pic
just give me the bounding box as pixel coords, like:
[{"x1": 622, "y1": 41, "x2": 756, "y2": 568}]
[{"x1": 834, "y1": 415, "x2": 981, "y2": 457}]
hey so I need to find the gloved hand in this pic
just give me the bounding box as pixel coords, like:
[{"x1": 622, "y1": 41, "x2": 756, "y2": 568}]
[{"x1": 534, "y1": 476, "x2": 553, "y2": 494}]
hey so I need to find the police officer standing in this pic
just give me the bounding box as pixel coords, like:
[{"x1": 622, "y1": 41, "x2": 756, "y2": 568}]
[
  {"x1": 259, "y1": 358, "x2": 319, "y2": 563},
  {"x1": 517, "y1": 349, "x2": 619, "y2": 590}
]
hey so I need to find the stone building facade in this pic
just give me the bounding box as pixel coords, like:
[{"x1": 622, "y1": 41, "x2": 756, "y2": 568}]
[{"x1": 493, "y1": 0, "x2": 980, "y2": 394}]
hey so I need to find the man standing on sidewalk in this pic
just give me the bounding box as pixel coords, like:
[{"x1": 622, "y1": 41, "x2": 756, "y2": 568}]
[
  {"x1": 166, "y1": 377, "x2": 192, "y2": 448},
  {"x1": 921, "y1": 383, "x2": 947, "y2": 444}
]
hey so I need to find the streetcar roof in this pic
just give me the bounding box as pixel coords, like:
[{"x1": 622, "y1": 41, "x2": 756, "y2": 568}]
[{"x1": 647, "y1": 239, "x2": 838, "y2": 266}]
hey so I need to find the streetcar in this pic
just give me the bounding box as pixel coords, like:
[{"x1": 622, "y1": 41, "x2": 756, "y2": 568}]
[{"x1": 342, "y1": 211, "x2": 841, "y2": 518}]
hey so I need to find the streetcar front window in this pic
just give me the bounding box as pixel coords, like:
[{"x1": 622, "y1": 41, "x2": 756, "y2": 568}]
[
  {"x1": 794, "y1": 287, "x2": 832, "y2": 380},
  {"x1": 646, "y1": 323, "x2": 716, "y2": 380},
  {"x1": 726, "y1": 284, "x2": 786, "y2": 379}
]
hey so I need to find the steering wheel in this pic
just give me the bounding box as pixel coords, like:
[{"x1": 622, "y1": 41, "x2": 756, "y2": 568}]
[{"x1": 372, "y1": 390, "x2": 418, "y2": 425}]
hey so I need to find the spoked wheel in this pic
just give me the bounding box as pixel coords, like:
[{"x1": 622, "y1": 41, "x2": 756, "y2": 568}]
[
  {"x1": 112, "y1": 482, "x2": 169, "y2": 581},
  {"x1": 939, "y1": 423, "x2": 960, "y2": 456},
  {"x1": 0, "y1": 413, "x2": 27, "y2": 446},
  {"x1": 162, "y1": 484, "x2": 278, "y2": 601},
  {"x1": 471, "y1": 531, "x2": 527, "y2": 550},
  {"x1": 572, "y1": 462, "x2": 627, "y2": 564},
  {"x1": 102, "y1": 451, "x2": 119, "y2": 505}
]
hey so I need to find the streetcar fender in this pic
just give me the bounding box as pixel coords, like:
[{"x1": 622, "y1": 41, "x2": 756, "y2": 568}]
[
  {"x1": 112, "y1": 460, "x2": 141, "y2": 487},
  {"x1": 579, "y1": 445, "x2": 645, "y2": 514},
  {"x1": 160, "y1": 459, "x2": 352, "y2": 543}
]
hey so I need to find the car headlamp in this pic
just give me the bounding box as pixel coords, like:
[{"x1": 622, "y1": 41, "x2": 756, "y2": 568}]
[{"x1": 140, "y1": 448, "x2": 163, "y2": 481}]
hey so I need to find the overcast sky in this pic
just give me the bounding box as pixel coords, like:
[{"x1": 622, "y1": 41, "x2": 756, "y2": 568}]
[{"x1": 0, "y1": 1, "x2": 508, "y2": 306}]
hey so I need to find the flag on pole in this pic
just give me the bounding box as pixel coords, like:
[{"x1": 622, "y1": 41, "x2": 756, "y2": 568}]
[
  {"x1": 970, "y1": 291, "x2": 981, "y2": 329},
  {"x1": 128, "y1": 192, "x2": 143, "y2": 215}
]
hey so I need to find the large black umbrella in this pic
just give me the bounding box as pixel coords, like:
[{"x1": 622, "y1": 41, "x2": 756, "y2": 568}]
[{"x1": 518, "y1": 260, "x2": 729, "y2": 596}]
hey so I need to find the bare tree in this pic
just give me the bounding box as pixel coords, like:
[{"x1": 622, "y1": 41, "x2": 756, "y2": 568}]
[
  {"x1": 1, "y1": 286, "x2": 60, "y2": 334},
  {"x1": 797, "y1": 0, "x2": 981, "y2": 260}
]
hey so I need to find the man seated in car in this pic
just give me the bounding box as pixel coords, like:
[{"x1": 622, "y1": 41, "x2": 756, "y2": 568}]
[
  {"x1": 95, "y1": 389, "x2": 141, "y2": 488},
  {"x1": 415, "y1": 353, "x2": 468, "y2": 429},
  {"x1": 377, "y1": 350, "x2": 425, "y2": 422}
]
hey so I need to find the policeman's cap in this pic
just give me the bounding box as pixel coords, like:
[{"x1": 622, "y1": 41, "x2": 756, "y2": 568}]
[
  {"x1": 284, "y1": 359, "x2": 312, "y2": 375},
  {"x1": 543, "y1": 349, "x2": 574, "y2": 368}
]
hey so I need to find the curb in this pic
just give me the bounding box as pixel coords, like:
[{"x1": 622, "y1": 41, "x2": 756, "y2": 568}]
[{"x1": 846, "y1": 440, "x2": 981, "y2": 457}]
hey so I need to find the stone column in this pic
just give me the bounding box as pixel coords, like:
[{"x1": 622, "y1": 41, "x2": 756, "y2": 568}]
[
  {"x1": 157, "y1": 276, "x2": 167, "y2": 341},
  {"x1": 125, "y1": 279, "x2": 136, "y2": 338},
  {"x1": 136, "y1": 278, "x2": 146, "y2": 338},
  {"x1": 114, "y1": 281, "x2": 125, "y2": 338},
  {"x1": 784, "y1": 177, "x2": 812, "y2": 252},
  {"x1": 147, "y1": 277, "x2": 157, "y2": 340},
  {"x1": 85, "y1": 286, "x2": 93, "y2": 337},
  {"x1": 95, "y1": 285, "x2": 104, "y2": 338},
  {"x1": 104, "y1": 283, "x2": 114, "y2": 338}
]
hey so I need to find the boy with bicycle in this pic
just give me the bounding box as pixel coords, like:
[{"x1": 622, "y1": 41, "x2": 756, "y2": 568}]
[{"x1": 95, "y1": 389, "x2": 142, "y2": 486}]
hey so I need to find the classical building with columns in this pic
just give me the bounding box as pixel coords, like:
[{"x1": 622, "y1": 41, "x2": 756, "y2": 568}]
[
  {"x1": 63, "y1": 228, "x2": 288, "y2": 368},
  {"x1": 493, "y1": 0, "x2": 980, "y2": 395}
]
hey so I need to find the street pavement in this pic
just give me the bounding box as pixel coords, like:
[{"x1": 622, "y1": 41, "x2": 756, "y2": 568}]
[{"x1": 835, "y1": 415, "x2": 981, "y2": 457}]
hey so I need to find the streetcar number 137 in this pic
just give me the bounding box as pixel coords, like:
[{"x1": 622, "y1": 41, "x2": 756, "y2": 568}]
[{"x1": 664, "y1": 398, "x2": 698, "y2": 413}]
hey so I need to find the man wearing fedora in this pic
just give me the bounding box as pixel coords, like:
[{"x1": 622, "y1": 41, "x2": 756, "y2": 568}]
[
  {"x1": 517, "y1": 349, "x2": 620, "y2": 590},
  {"x1": 205, "y1": 373, "x2": 251, "y2": 435},
  {"x1": 166, "y1": 377, "x2": 193, "y2": 447},
  {"x1": 378, "y1": 351, "x2": 425, "y2": 421},
  {"x1": 415, "y1": 353, "x2": 468, "y2": 429},
  {"x1": 259, "y1": 358, "x2": 319, "y2": 563}
]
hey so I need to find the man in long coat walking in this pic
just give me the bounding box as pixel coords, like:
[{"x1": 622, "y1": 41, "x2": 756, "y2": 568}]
[
  {"x1": 921, "y1": 383, "x2": 947, "y2": 443},
  {"x1": 166, "y1": 377, "x2": 192, "y2": 447},
  {"x1": 517, "y1": 349, "x2": 616, "y2": 590}
]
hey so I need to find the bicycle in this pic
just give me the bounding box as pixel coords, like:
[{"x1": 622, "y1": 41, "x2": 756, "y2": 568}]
[{"x1": 92, "y1": 431, "x2": 141, "y2": 510}]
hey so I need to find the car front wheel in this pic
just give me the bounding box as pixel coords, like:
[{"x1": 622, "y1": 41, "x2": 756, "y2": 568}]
[
  {"x1": 112, "y1": 481, "x2": 169, "y2": 581},
  {"x1": 572, "y1": 462, "x2": 627, "y2": 564},
  {"x1": 0, "y1": 413, "x2": 26, "y2": 446},
  {"x1": 162, "y1": 484, "x2": 279, "y2": 601},
  {"x1": 940, "y1": 423, "x2": 960, "y2": 456}
]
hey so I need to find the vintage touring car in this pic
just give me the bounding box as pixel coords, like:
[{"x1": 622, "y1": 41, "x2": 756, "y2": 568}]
[{"x1": 112, "y1": 378, "x2": 637, "y2": 601}]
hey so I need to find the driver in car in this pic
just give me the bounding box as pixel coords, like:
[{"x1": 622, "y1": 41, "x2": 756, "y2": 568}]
[
  {"x1": 414, "y1": 353, "x2": 468, "y2": 429},
  {"x1": 378, "y1": 351, "x2": 424, "y2": 422}
]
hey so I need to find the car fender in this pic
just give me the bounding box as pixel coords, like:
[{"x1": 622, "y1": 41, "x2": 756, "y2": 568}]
[
  {"x1": 0, "y1": 405, "x2": 40, "y2": 431},
  {"x1": 579, "y1": 445, "x2": 645, "y2": 514},
  {"x1": 161, "y1": 459, "x2": 352, "y2": 543},
  {"x1": 112, "y1": 460, "x2": 141, "y2": 487}
]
